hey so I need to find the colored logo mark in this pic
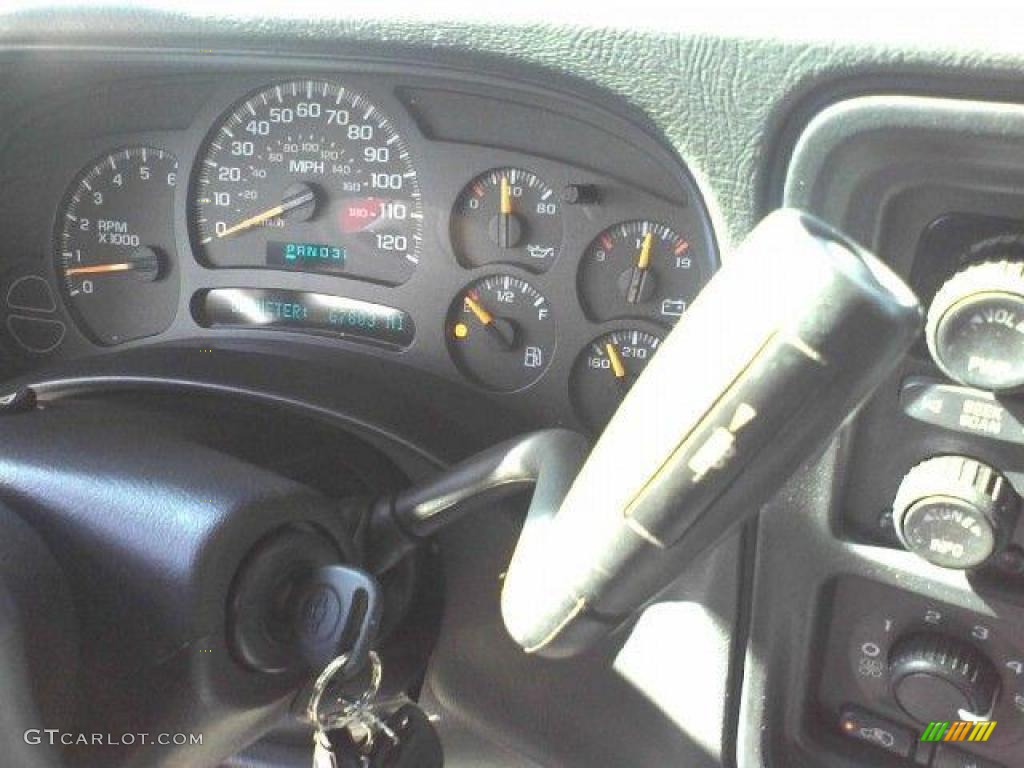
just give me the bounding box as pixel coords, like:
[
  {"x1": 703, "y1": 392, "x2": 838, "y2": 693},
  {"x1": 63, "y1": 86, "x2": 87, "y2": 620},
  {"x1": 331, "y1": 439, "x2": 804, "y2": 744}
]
[{"x1": 920, "y1": 720, "x2": 996, "y2": 742}]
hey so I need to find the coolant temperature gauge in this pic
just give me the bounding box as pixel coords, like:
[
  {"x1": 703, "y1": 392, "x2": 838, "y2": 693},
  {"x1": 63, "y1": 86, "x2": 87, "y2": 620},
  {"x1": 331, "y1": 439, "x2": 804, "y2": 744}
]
[
  {"x1": 447, "y1": 274, "x2": 555, "y2": 392},
  {"x1": 571, "y1": 328, "x2": 663, "y2": 430}
]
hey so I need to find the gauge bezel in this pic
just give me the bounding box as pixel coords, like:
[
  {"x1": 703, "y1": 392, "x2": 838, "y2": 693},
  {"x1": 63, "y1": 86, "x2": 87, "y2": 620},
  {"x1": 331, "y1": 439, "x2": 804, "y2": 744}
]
[
  {"x1": 569, "y1": 325, "x2": 665, "y2": 432},
  {"x1": 187, "y1": 78, "x2": 424, "y2": 287},
  {"x1": 445, "y1": 271, "x2": 557, "y2": 393},
  {"x1": 449, "y1": 166, "x2": 565, "y2": 273},
  {"x1": 53, "y1": 145, "x2": 180, "y2": 346}
]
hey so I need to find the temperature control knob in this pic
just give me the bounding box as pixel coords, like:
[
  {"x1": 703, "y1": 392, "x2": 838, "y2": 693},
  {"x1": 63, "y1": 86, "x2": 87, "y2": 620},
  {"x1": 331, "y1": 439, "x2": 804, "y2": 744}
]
[
  {"x1": 926, "y1": 260, "x2": 1024, "y2": 391},
  {"x1": 892, "y1": 456, "x2": 1018, "y2": 570},
  {"x1": 889, "y1": 632, "x2": 1000, "y2": 723}
]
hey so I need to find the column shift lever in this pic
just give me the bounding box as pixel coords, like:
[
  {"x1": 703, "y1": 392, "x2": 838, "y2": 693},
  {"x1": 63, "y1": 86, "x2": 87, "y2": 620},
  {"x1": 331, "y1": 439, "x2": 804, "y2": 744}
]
[{"x1": 368, "y1": 210, "x2": 923, "y2": 658}]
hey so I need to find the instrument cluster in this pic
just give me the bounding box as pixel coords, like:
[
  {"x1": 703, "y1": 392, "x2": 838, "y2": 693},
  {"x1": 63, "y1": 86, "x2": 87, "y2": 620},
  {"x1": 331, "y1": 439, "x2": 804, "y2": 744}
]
[{"x1": 0, "y1": 70, "x2": 718, "y2": 432}]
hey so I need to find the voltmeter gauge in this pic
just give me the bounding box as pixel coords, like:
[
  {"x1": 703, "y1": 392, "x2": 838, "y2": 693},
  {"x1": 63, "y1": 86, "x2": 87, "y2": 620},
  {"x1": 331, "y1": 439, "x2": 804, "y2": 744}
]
[
  {"x1": 571, "y1": 328, "x2": 663, "y2": 430},
  {"x1": 447, "y1": 274, "x2": 555, "y2": 392},
  {"x1": 577, "y1": 220, "x2": 707, "y2": 326},
  {"x1": 451, "y1": 168, "x2": 563, "y2": 272}
]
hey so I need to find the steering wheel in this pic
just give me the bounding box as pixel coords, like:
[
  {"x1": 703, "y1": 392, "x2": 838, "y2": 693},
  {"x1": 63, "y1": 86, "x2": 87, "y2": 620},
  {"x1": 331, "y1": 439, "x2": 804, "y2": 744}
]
[{"x1": 0, "y1": 210, "x2": 923, "y2": 767}]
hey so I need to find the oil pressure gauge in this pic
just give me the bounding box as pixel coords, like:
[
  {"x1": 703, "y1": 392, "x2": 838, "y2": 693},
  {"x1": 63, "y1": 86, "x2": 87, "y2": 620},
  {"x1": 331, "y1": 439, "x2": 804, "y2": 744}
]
[
  {"x1": 447, "y1": 274, "x2": 555, "y2": 392},
  {"x1": 451, "y1": 168, "x2": 563, "y2": 272},
  {"x1": 578, "y1": 220, "x2": 707, "y2": 326}
]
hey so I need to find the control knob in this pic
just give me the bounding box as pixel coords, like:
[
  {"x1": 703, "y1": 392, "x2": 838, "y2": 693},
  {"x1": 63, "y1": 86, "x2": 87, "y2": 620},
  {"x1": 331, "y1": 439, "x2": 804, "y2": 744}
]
[
  {"x1": 892, "y1": 455, "x2": 1018, "y2": 570},
  {"x1": 926, "y1": 260, "x2": 1024, "y2": 392},
  {"x1": 889, "y1": 632, "x2": 1000, "y2": 723}
]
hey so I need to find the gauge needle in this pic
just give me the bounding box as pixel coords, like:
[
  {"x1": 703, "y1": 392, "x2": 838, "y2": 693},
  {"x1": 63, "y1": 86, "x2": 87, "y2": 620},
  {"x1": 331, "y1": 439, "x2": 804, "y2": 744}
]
[
  {"x1": 64, "y1": 262, "x2": 135, "y2": 276},
  {"x1": 605, "y1": 343, "x2": 627, "y2": 379},
  {"x1": 216, "y1": 187, "x2": 316, "y2": 239},
  {"x1": 494, "y1": 175, "x2": 521, "y2": 249},
  {"x1": 636, "y1": 231, "x2": 653, "y2": 270},
  {"x1": 500, "y1": 176, "x2": 514, "y2": 216},
  {"x1": 464, "y1": 294, "x2": 515, "y2": 350},
  {"x1": 464, "y1": 294, "x2": 495, "y2": 326},
  {"x1": 626, "y1": 232, "x2": 654, "y2": 304}
]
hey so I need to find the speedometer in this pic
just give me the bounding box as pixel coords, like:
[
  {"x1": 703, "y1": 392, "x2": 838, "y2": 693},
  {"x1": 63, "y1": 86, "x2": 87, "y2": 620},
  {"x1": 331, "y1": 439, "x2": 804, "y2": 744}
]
[{"x1": 191, "y1": 80, "x2": 423, "y2": 286}]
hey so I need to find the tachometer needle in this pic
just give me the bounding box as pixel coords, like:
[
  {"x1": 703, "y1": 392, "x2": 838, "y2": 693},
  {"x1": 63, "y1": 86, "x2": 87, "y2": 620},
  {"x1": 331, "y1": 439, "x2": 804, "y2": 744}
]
[
  {"x1": 64, "y1": 262, "x2": 135, "y2": 276},
  {"x1": 216, "y1": 187, "x2": 316, "y2": 239},
  {"x1": 605, "y1": 343, "x2": 627, "y2": 379}
]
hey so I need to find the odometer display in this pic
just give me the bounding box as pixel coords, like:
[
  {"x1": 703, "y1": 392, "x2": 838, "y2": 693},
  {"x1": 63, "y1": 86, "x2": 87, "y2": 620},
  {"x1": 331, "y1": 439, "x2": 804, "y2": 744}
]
[
  {"x1": 191, "y1": 80, "x2": 423, "y2": 285},
  {"x1": 196, "y1": 288, "x2": 414, "y2": 349}
]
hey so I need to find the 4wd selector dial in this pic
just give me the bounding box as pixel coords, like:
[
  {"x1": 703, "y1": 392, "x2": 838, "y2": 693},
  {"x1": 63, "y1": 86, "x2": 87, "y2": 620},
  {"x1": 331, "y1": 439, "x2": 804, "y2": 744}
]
[
  {"x1": 889, "y1": 632, "x2": 1000, "y2": 723},
  {"x1": 893, "y1": 456, "x2": 1018, "y2": 570},
  {"x1": 926, "y1": 260, "x2": 1024, "y2": 391}
]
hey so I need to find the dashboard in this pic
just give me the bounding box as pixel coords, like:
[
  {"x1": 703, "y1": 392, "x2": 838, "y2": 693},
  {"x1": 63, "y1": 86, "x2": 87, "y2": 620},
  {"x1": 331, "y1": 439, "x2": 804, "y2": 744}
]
[
  {"x1": 0, "y1": 59, "x2": 717, "y2": 434},
  {"x1": 6, "y1": 7, "x2": 1024, "y2": 768}
]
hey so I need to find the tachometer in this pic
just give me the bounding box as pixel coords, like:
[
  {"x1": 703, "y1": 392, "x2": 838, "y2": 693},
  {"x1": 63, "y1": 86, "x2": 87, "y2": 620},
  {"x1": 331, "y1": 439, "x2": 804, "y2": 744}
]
[
  {"x1": 191, "y1": 80, "x2": 423, "y2": 286},
  {"x1": 56, "y1": 147, "x2": 179, "y2": 345}
]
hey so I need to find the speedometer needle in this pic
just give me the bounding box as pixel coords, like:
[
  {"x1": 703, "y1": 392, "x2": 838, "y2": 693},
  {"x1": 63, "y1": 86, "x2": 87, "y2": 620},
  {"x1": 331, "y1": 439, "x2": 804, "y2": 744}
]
[{"x1": 216, "y1": 187, "x2": 317, "y2": 239}]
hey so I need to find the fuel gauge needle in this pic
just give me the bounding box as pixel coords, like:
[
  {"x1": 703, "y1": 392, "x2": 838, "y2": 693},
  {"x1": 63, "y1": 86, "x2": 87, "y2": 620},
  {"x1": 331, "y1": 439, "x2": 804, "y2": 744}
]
[
  {"x1": 464, "y1": 294, "x2": 516, "y2": 349},
  {"x1": 626, "y1": 231, "x2": 654, "y2": 304},
  {"x1": 216, "y1": 186, "x2": 316, "y2": 239}
]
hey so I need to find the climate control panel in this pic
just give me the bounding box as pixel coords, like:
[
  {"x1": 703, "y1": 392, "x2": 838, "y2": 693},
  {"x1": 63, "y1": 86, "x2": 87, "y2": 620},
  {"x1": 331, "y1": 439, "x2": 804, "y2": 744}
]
[{"x1": 820, "y1": 577, "x2": 1024, "y2": 767}]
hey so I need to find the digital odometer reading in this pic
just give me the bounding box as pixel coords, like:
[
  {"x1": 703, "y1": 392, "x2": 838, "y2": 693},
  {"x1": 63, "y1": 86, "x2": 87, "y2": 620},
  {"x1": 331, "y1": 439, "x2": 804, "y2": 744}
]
[
  {"x1": 266, "y1": 241, "x2": 346, "y2": 272},
  {"x1": 197, "y1": 288, "x2": 415, "y2": 349},
  {"x1": 191, "y1": 79, "x2": 423, "y2": 285}
]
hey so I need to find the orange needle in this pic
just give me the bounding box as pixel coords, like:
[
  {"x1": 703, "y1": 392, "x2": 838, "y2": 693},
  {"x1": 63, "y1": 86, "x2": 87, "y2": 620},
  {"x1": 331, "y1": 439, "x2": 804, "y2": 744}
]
[
  {"x1": 216, "y1": 187, "x2": 317, "y2": 240},
  {"x1": 64, "y1": 262, "x2": 134, "y2": 276},
  {"x1": 216, "y1": 203, "x2": 286, "y2": 239},
  {"x1": 636, "y1": 232, "x2": 654, "y2": 270},
  {"x1": 605, "y1": 343, "x2": 627, "y2": 379},
  {"x1": 464, "y1": 295, "x2": 495, "y2": 326},
  {"x1": 500, "y1": 176, "x2": 513, "y2": 216}
]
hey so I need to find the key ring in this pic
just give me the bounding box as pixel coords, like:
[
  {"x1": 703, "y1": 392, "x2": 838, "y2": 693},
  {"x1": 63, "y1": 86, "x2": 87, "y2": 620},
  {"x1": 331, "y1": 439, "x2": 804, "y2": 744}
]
[{"x1": 306, "y1": 650, "x2": 383, "y2": 728}]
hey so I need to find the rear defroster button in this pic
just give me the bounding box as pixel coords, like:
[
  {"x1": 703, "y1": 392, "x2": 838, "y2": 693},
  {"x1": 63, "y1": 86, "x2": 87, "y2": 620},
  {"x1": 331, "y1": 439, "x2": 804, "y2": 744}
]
[{"x1": 839, "y1": 705, "x2": 914, "y2": 758}]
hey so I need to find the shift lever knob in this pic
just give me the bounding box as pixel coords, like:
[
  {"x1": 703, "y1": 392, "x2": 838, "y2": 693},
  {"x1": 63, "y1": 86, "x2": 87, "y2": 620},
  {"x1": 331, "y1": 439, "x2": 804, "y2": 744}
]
[{"x1": 500, "y1": 210, "x2": 923, "y2": 655}]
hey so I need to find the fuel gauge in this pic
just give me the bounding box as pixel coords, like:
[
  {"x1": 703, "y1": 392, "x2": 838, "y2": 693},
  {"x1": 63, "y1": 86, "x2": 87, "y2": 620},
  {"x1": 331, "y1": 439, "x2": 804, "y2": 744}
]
[
  {"x1": 447, "y1": 274, "x2": 555, "y2": 392},
  {"x1": 571, "y1": 328, "x2": 663, "y2": 430}
]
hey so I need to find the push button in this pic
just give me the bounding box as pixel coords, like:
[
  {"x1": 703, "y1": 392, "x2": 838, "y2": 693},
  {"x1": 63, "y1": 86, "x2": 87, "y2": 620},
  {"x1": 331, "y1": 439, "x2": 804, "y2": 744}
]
[
  {"x1": 932, "y1": 743, "x2": 1004, "y2": 768},
  {"x1": 6, "y1": 275, "x2": 55, "y2": 313},
  {"x1": 7, "y1": 315, "x2": 65, "y2": 354},
  {"x1": 838, "y1": 705, "x2": 914, "y2": 758},
  {"x1": 901, "y1": 377, "x2": 1024, "y2": 445}
]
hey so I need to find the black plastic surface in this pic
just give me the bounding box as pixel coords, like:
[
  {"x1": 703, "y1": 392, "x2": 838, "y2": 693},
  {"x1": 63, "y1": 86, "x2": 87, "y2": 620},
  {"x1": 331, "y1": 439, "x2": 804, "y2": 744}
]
[{"x1": 0, "y1": 52, "x2": 717, "y2": 435}]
